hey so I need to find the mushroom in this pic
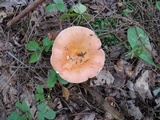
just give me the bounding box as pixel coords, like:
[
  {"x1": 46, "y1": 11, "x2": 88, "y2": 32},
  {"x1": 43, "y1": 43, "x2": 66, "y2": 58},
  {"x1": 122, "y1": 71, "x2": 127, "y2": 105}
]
[{"x1": 50, "y1": 26, "x2": 105, "y2": 83}]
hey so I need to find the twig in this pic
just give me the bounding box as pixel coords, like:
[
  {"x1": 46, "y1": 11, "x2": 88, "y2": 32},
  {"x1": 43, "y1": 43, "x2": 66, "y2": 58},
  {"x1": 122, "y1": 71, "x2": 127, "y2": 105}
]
[
  {"x1": 82, "y1": 82, "x2": 125, "y2": 120},
  {"x1": 7, "y1": 0, "x2": 44, "y2": 27}
]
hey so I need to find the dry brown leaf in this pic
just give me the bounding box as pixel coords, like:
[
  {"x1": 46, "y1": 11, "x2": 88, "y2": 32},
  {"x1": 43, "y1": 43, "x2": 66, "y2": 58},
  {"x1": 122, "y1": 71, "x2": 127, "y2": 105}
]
[
  {"x1": 155, "y1": 97, "x2": 160, "y2": 109},
  {"x1": 115, "y1": 59, "x2": 133, "y2": 77},
  {"x1": 20, "y1": 87, "x2": 36, "y2": 118},
  {"x1": 62, "y1": 86, "x2": 70, "y2": 100},
  {"x1": 134, "y1": 70, "x2": 153, "y2": 99},
  {"x1": 0, "y1": 73, "x2": 18, "y2": 105},
  {"x1": 0, "y1": 0, "x2": 27, "y2": 12},
  {"x1": 0, "y1": 11, "x2": 7, "y2": 23},
  {"x1": 74, "y1": 107, "x2": 95, "y2": 120},
  {"x1": 104, "y1": 112, "x2": 114, "y2": 120},
  {"x1": 81, "y1": 112, "x2": 95, "y2": 120},
  {"x1": 0, "y1": 106, "x2": 7, "y2": 120},
  {"x1": 131, "y1": 60, "x2": 145, "y2": 79},
  {"x1": 126, "y1": 80, "x2": 136, "y2": 99},
  {"x1": 48, "y1": 98, "x2": 63, "y2": 110},
  {"x1": 127, "y1": 100, "x2": 143, "y2": 120},
  {"x1": 90, "y1": 69, "x2": 114, "y2": 86},
  {"x1": 107, "y1": 45, "x2": 124, "y2": 59},
  {"x1": 55, "y1": 115, "x2": 67, "y2": 120},
  {"x1": 48, "y1": 32, "x2": 58, "y2": 40}
]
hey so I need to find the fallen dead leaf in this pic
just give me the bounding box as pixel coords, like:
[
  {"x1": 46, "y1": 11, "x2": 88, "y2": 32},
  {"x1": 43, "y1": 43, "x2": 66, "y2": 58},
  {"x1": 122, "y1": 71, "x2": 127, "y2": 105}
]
[
  {"x1": 0, "y1": 11, "x2": 7, "y2": 23},
  {"x1": 126, "y1": 80, "x2": 136, "y2": 99},
  {"x1": 81, "y1": 112, "x2": 95, "y2": 120},
  {"x1": 55, "y1": 115, "x2": 67, "y2": 120},
  {"x1": 62, "y1": 86, "x2": 70, "y2": 100},
  {"x1": 20, "y1": 87, "x2": 36, "y2": 118},
  {"x1": 107, "y1": 45, "x2": 125, "y2": 59},
  {"x1": 130, "y1": 60, "x2": 145, "y2": 79},
  {"x1": 155, "y1": 97, "x2": 160, "y2": 109},
  {"x1": 112, "y1": 71, "x2": 125, "y2": 88},
  {"x1": 0, "y1": 72, "x2": 18, "y2": 105},
  {"x1": 127, "y1": 100, "x2": 143, "y2": 120},
  {"x1": 0, "y1": 0, "x2": 28, "y2": 12},
  {"x1": 115, "y1": 59, "x2": 133, "y2": 77},
  {"x1": 90, "y1": 69, "x2": 114, "y2": 86},
  {"x1": 48, "y1": 98, "x2": 63, "y2": 110},
  {"x1": 0, "y1": 106, "x2": 7, "y2": 120},
  {"x1": 74, "y1": 107, "x2": 95, "y2": 120},
  {"x1": 104, "y1": 112, "x2": 114, "y2": 120},
  {"x1": 48, "y1": 31, "x2": 58, "y2": 40},
  {"x1": 134, "y1": 70, "x2": 153, "y2": 99}
]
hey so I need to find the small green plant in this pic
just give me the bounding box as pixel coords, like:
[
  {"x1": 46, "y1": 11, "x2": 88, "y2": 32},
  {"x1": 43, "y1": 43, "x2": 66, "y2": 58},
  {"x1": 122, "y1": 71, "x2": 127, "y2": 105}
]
[
  {"x1": 27, "y1": 37, "x2": 53, "y2": 63},
  {"x1": 60, "y1": 3, "x2": 90, "y2": 24},
  {"x1": 37, "y1": 103, "x2": 56, "y2": 120},
  {"x1": 156, "y1": 1, "x2": 160, "y2": 10},
  {"x1": 45, "y1": 0, "x2": 66, "y2": 12},
  {"x1": 7, "y1": 101, "x2": 32, "y2": 120},
  {"x1": 91, "y1": 18, "x2": 119, "y2": 46},
  {"x1": 126, "y1": 26, "x2": 154, "y2": 65},
  {"x1": 47, "y1": 69, "x2": 68, "y2": 88},
  {"x1": 122, "y1": 8, "x2": 133, "y2": 16},
  {"x1": 118, "y1": 1, "x2": 136, "y2": 16},
  {"x1": 35, "y1": 86, "x2": 45, "y2": 102}
]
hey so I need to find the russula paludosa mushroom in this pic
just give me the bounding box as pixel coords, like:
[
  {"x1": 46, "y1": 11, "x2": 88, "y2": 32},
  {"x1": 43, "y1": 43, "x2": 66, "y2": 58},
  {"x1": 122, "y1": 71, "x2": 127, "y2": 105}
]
[{"x1": 50, "y1": 26, "x2": 105, "y2": 83}]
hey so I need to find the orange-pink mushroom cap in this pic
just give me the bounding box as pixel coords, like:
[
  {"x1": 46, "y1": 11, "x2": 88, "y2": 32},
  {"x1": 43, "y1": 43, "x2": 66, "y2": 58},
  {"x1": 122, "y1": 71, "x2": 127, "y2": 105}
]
[{"x1": 50, "y1": 26, "x2": 105, "y2": 83}]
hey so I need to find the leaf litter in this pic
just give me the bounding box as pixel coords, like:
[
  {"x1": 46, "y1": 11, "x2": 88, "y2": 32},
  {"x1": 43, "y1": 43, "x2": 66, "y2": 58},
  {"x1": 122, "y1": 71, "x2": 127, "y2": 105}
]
[{"x1": 0, "y1": 0, "x2": 160, "y2": 119}]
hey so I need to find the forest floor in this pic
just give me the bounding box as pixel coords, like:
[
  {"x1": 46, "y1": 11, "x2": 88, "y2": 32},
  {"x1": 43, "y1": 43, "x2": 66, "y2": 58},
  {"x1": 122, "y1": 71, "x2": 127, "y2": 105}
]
[{"x1": 0, "y1": 0, "x2": 160, "y2": 120}]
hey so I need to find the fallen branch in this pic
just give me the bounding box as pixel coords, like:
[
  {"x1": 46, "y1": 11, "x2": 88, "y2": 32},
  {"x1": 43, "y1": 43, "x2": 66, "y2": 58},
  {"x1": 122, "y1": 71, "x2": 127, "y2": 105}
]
[
  {"x1": 82, "y1": 82, "x2": 125, "y2": 120},
  {"x1": 7, "y1": 0, "x2": 44, "y2": 27}
]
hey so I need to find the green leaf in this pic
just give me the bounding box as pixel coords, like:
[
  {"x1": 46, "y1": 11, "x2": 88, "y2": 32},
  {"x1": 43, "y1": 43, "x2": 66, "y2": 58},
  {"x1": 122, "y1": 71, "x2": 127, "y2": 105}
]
[
  {"x1": 139, "y1": 50, "x2": 154, "y2": 65},
  {"x1": 39, "y1": 95, "x2": 45, "y2": 102},
  {"x1": 73, "y1": 3, "x2": 87, "y2": 14},
  {"x1": 44, "y1": 109, "x2": 56, "y2": 119},
  {"x1": 35, "y1": 94, "x2": 40, "y2": 101},
  {"x1": 134, "y1": 49, "x2": 143, "y2": 57},
  {"x1": 82, "y1": 13, "x2": 90, "y2": 19},
  {"x1": 16, "y1": 102, "x2": 25, "y2": 112},
  {"x1": 156, "y1": 1, "x2": 160, "y2": 10},
  {"x1": 16, "y1": 101, "x2": 30, "y2": 113},
  {"x1": 42, "y1": 37, "x2": 51, "y2": 46},
  {"x1": 127, "y1": 26, "x2": 154, "y2": 65},
  {"x1": 69, "y1": 7, "x2": 74, "y2": 12},
  {"x1": 123, "y1": 8, "x2": 133, "y2": 16},
  {"x1": 36, "y1": 86, "x2": 44, "y2": 94},
  {"x1": 56, "y1": 3, "x2": 66, "y2": 12},
  {"x1": 60, "y1": 13, "x2": 78, "y2": 19},
  {"x1": 37, "y1": 103, "x2": 47, "y2": 113},
  {"x1": 46, "y1": 4, "x2": 56, "y2": 12},
  {"x1": 35, "y1": 94, "x2": 45, "y2": 102},
  {"x1": 42, "y1": 37, "x2": 54, "y2": 52},
  {"x1": 22, "y1": 102, "x2": 30, "y2": 112},
  {"x1": 19, "y1": 114, "x2": 27, "y2": 120},
  {"x1": 54, "y1": 0, "x2": 63, "y2": 4},
  {"x1": 47, "y1": 69, "x2": 57, "y2": 88},
  {"x1": 7, "y1": 111, "x2": 20, "y2": 120},
  {"x1": 27, "y1": 41, "x2": 41, "y2": 51},
  {"x1": 37, "y1": 112, "x2": 45, "y2": 120},
  {"x1": 57, "y1": 75, "x2": 68, "y2": 84},
  {"x1": 45, "y1": 45, "x2": 52, "y2": 52},
  {"x1": 15, "y1": 102, "x2": 32, "y2": 119},
  {"x1": 29, "y1": 51, "x2": 41, "y2": 63}
]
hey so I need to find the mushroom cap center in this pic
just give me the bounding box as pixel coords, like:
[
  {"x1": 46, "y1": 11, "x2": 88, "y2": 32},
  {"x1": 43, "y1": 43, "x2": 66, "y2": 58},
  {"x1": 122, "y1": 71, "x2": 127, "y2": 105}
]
[{"x1": 63, "y1": 45, "x2": 90, "y2": 69}]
